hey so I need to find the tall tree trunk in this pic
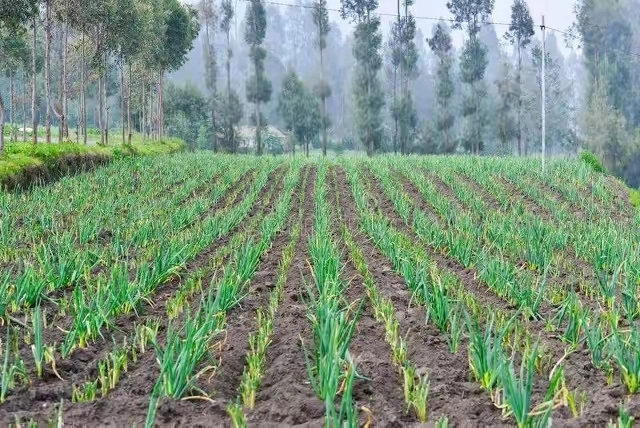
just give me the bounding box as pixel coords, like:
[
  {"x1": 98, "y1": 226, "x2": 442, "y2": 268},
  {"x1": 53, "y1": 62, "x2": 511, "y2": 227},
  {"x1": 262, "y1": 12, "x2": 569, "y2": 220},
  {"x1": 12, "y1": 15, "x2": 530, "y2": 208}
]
[
  {"x1": 128, "y1": 63, "x2": 132, "y2": 145},
  {"x1": 104, "y1": 53, "x2": 109, "y2": 144},
  {"x1": 121, "y1": 62, "x2": 126, "y2": 144},
  {"x1": 393, "y1": 0, "x2": 400, "y2": 154},
  {"x1": 9, "y1": 72, "x2": 15, "y2": 143},
  {"x1": 56, "y1": 20, "x2": 63, "y2": 143},
  {"x1": 320, "y1": 45, "x2": 327, "y2": 157},
  {"x1": 254, "y1": 63, "x2": 261, "y2": 156},
  {"x1": 205, "y1": 18, "x2": 217, "y2": 152},
  {"x1": 32, "y1": 16, "x2": 38, "y2": 145},
  {"x1": 142, "y1": 77, "x2": 146, "y2": 139},
  {"x1": 45, "y1": 0, "x2": 52, "y2": 144},
  {"x1": 106, "y1": 105, "x2": 109, "y2": 145},
  {"x1": 0, "y1": 92, "x2": 5, "y2": 153},
  {"x1": 226, "y1": 30, "x2": 233, "y2": 153},
  {"x1": 62, "y1": 11, "x2": 68, "y2": 140},
  {"x1": 151, "y1": 79, "x2": 156, "y2": 141},
  {"x1": 158, "y1": 72, "x2": 164, "y2": 141},
  {"x1": 81, "y1": 31, "x2": 87, "y2": 144},
  {"x1": 22, "y1": 70, "x2": 27, "y2": 142},
  {"x1": 150, "y1": 81, "x2": 154, "y2": 141},
  {"x1": 255, "y1": 100, "x2": 261, "y2": 155},
  {"x1": 212, "y1": 109, "x2": 217, "y2": 151},
  {"x1": 517, "y1": 40, "x2": 523, "y2": 156},
  {"x1": 290, "y1": 130, "x2": 295, "y2": 156},
  {"x1": 98, "y1": 76, "x2": 104, "y2": 145}
]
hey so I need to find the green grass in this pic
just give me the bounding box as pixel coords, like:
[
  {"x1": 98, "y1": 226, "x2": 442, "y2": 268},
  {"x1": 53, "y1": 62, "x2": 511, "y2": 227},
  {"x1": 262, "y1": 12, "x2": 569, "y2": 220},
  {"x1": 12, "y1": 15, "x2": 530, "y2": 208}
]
[
  {"x1": 630, "y1": 189, "x2": 640, "y2": 209},
  {"x1": 0, "y1": 138, "x2": 186, "y2": 189}
]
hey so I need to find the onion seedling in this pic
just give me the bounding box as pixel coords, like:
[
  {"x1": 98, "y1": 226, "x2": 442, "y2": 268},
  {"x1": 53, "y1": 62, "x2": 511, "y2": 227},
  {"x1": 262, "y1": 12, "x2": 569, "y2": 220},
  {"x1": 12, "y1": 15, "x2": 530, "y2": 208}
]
[{"x1": 31, "y1": 305, "x2": 44, "y2": 377}]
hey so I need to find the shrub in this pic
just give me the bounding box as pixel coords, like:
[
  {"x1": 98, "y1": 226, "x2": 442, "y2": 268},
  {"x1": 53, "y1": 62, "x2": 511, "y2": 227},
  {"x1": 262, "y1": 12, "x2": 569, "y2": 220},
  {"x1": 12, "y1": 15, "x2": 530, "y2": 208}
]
[
  {"x1": 630, "y1": 189, "x2": 640, "y2": 209},
  {"x1": 580, "y1": 151, "x2": 605, "y2": 173}
]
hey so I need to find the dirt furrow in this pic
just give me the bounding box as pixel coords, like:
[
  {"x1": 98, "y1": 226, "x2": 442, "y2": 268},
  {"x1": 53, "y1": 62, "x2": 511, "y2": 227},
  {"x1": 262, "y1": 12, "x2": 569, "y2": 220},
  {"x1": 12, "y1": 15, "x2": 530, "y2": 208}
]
[
  {"x1": 335, "y1": 166, "x2": 506, "y2": 426},
  {"x1": 247, "y1": 167, "x2": 323, "y2": 426},
  {"x1": 0, "y1": 168, "x2": 284, "y2": 425},
  {"x1": 384, "y1": 167, "x2": 637, "y2": 425},
  {"x1": 327, "y1": 167, "x2": 408, "y2": 426}
]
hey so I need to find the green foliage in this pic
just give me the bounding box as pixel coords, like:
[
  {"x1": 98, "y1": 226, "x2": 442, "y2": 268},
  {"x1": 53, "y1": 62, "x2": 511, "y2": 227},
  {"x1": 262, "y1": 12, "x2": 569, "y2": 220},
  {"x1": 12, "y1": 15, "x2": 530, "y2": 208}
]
[
  {"x1": 263, "y1": 133, "x2": 284, "y2": 155},
  {"x1": 245, "y1": 0, "x2": 270, "y2": 155},
  {"x1": 217, "y1": 90, "x2": 244, "y2": 152},
  {"x1": 495, "y1": 60, "x2": 517, "y2": 154},
  {"x1": 0, "y1": 139, "x2": 185, "y2": 189},
  {"x1": 159, "y1": 1, "x2": 199, "y2": 73},
  {"x1": 0, "y1": 0, "x2": 37, "y2": 31},
  {"x1": 447, "y1": 0, "x2": 494, "y2": 155},
  {"x1": 312, "y1": 0, "x2": 330, "y2": 50},
  {"x1": 630, "y1": 189, "x2": 640, "y2": 209},
  {"x1": 580, "y1": 151, "x2": 605, "y2": 174},
  {"x1": 278, "y1": 71, "x2": 322, "y2": 155},
  {"x1": 581, "y1": 73, "x2": 637, "y2": 176},
  {"x1": 428, "y1": 23, "x2": 456, "y2": 153},
  {"x1": 163, "y1": 82, "x2": 208, "y2": 149},
  {"x1": 504, "y1": 0, "x2": 534, "y2": 49},
  {"x1": 576, "y1": 0, "x2": 637, "y2": 128},
  {"x1": 341, "y1": 0, "x2": 384, "y2": 156}
]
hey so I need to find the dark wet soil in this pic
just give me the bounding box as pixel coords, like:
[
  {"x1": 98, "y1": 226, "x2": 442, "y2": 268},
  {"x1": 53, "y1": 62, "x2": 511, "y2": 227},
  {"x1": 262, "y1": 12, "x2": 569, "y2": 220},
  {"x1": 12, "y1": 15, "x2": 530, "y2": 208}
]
[{"x1": 1, "y1": 162, "x2": 637, "y2": 427}]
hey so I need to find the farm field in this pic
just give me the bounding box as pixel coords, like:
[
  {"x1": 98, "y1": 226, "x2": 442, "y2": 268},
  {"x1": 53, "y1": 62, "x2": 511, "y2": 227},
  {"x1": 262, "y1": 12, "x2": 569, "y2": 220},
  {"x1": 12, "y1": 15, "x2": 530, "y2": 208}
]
[{"x1": 1, "y1": 153, "x2": 640, "y2": 427}]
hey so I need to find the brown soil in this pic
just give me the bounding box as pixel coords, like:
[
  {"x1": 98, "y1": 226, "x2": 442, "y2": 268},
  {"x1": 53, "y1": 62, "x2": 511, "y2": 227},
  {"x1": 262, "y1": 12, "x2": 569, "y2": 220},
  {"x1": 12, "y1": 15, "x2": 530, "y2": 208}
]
[
  {"x1": 369, "y1": 165, "x2": 640, "y2": 426},
  {"x1": 246, "y1": 167, "x2": 323, "y2": 427},
  {"x1": 332, "y1": 167, "x2": 505, "y2": 426},
  {"x1": 327, "y1": 167, "x2": 409, "y2": 426},
  {"x1": 2, "y1": 161, "x2": 637, "y2": 427},
  {"x1": 0, "y1": 167, "x2": 284, "y2": 426}
]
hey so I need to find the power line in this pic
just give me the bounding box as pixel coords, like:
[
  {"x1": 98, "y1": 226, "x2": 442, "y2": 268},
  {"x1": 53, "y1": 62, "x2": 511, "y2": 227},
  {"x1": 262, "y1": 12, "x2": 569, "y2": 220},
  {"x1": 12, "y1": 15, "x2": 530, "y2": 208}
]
[
  {"x1": 249, "y1": 0, "x2": 640, "y2": 61},
  {"x1": 252, "y1": 0, "x2": 512, "y2": 27}
]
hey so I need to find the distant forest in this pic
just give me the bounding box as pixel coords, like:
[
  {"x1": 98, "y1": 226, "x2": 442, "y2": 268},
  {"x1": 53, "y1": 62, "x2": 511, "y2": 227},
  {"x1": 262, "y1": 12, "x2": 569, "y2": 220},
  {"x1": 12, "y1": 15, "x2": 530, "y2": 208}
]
[{"x1": 2, "y1": 0, "x2": 640, "y2": 184}]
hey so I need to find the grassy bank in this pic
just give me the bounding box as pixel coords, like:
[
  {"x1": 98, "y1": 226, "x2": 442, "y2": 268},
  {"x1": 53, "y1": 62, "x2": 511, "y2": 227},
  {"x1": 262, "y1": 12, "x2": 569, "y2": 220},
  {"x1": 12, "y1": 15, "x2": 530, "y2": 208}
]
[{"x1": 0, "y1": 138, "x2": 186, "y2": 190}]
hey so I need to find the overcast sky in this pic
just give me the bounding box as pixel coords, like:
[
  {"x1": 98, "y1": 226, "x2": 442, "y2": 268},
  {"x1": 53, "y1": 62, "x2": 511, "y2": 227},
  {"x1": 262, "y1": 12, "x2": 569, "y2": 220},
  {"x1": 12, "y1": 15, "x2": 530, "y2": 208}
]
[
  {"x1": 188, "y1": 0, "x2": 580, "y2": 54},
  {"x1": 325, "y1": 0, "x2": 577, "y2": 53}
]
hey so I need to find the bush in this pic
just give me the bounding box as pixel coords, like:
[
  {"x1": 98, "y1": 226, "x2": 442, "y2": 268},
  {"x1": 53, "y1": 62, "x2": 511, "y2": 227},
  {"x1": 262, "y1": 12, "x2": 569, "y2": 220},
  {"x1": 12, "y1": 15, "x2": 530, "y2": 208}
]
[
  {"x1": 630, "y1": 189, "x2": 640, "y2": 209},
  {"x1": 580, "y1": 151, "x2": 605, "y2": 173}
]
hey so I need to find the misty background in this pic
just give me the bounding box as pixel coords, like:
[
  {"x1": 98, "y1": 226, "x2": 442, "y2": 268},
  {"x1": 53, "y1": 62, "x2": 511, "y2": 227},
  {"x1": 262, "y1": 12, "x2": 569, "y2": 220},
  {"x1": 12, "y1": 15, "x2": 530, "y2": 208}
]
[{"x1": 169, "y1": 0, "x2": 585, "y2": 157}]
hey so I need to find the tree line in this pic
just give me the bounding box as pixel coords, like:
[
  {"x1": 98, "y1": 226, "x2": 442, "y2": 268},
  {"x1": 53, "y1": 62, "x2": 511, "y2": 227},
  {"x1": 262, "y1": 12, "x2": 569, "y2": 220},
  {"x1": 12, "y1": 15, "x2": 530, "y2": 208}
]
[
  {"x1": 0, "y1": 0, "x2": 198, "y2": 153},
  {"x1": 3, "y1": 0, "x2": 640, "y2": 183},
  {"x1": 164, "y1": 0, "x2": 580, "y2": 159}
]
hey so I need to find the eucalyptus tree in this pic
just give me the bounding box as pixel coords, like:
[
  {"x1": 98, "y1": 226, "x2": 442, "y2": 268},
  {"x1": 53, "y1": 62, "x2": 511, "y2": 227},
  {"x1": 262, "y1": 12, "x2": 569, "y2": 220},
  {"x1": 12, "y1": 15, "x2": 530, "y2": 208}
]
[
  {"x1": 245, "y1": 0, "x2": 271, "y2": 155},
  {"x1": 151, "y1": 0, "x2": 198, "y2": 140},
  {"x1": 394, "y1": 0, "x2": 417, "y2": 154},
  {"x1": 0, "y1": 1, "x2": 36, "y2": 152},
  {"x1": 428, "y1": 22, "x2": 455, "y2": 153},
  {"x1": 200, "y1": 0, "x2": 218, "y2": 151},
  {"x1": 220, "y1": 0, "x2": 240, "y2": 152},
  {"x1": 1, "y1": 31, "x2": 29, "y2": 146},
  {"x1": 66, "y1": 0, "x2": 94, "y2": 144},
  {"x1": 340, "y1": 0, "x2": 384, "y2": 156},
  {"x1": 278, "y1": 70, "x2": 304, "y2": 154},
  {"x1": 505, "y1": 0, "x2": 534, "y2": 155},
  {"x1": 108, "y1": 0, "x2": 142, "y2": 144},
  {"x1": 447, "y1": 0, "x2": 494, "y2": 154},
  {"x1": 312, "y1": 0, "x2": 330, "y2": 156},
  {"x1": 495, "y1": 59, "x2": 517, "y2": 153},
  {"x1": 278, "y1": 70, "x2": 321, "y2": 156}
]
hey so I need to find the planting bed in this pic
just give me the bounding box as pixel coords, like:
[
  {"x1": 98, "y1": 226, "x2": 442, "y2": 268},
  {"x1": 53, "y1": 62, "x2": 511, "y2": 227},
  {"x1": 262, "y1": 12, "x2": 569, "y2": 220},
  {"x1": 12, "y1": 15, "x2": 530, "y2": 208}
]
[{"x1": 1, "y1": 153, "x2": 639, "y2": 427}]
